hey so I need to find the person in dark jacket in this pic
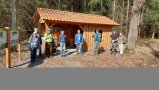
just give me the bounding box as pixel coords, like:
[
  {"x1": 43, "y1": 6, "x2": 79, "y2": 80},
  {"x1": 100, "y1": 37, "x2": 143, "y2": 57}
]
[
  {"x1": 74, "y1": 29, "x2": 83, "y2": 54},
  {"x1": 32, "y1": 28, "x2": 42, "y2": 58},
  {"x1": 110, "y1": 30, "x2": 119, "y2": 55},
  {"x1": 38, "y1": 33, "x2": 42, "y2": 57}
]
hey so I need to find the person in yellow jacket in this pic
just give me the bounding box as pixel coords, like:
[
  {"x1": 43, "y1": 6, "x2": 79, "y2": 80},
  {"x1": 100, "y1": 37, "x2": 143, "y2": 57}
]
[{"x1": 44, "y1": 28, "x2": 53, "y2": 58}]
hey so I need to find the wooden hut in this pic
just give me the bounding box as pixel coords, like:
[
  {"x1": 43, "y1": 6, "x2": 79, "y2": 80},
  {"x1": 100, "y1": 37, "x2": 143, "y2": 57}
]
[{"x1": 34, "y1": 8, "x2": 119, "y2": 52}]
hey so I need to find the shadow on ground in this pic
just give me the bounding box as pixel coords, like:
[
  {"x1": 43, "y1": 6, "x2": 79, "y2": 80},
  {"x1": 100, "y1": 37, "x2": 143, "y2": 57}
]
[{"x1": 27, "y1": 55, "x2": 46, "y2": 68}]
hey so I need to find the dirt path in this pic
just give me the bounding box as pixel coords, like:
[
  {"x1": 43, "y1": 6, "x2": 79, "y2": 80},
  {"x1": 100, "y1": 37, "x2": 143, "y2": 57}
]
[{"x1": 13, "y1": 49, "x2": 159, "y2": 68}]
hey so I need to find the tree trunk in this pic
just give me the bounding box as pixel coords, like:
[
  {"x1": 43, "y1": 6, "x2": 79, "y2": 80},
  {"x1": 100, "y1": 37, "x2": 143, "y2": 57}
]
[
  {"x1": 152, "y1": 26, "x2": 156, "y2": 39},
  {"x1": 90, "y1": 3, "x2": 93, "y2": 11},
  {"x1": 101, "y1": 0, "x2": 103, "y2": 13},
  {"x1": 128, "y1": 0, "x2": 146, "y2": 49},
  {"x1": 138, "y1": 6, "x2": 144, "y2": 40},
  {"x1": 11, "y1": 0, "x2": 17, "y2": 30},
  {"x1": 158, "y1": 30, "x2": 159, "y2": 39},
  {"x1": 120, "y1": 0, "x2": 125, "y2": 30},
  {"x1": 112, "y1": 0, "x2": 116, "y2": 21},
  {"x1": 83, "y1": 0, "x2": 87, "y2": 12},
  {"x1": 126, "y1": 0, "x2": 130, "y2": 37}
]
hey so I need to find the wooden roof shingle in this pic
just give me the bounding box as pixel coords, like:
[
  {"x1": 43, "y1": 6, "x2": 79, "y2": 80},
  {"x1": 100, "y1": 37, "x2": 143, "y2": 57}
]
[{"x1": 36, "y1": 8, "x2": 119, "y2": 26}]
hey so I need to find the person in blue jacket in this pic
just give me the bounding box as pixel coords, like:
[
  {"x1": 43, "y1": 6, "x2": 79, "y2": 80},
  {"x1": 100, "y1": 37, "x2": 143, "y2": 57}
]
[
  {"x1": 59, "y1": 30, "x2": 66, "y2": 57},
  {"x1": 74, "y1": 29, "x2": 83, "y2": 54}
]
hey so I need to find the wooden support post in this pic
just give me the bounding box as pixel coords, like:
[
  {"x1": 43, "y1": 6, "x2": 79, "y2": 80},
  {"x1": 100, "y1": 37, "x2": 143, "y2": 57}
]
[
  {"x1": 18, "y1": 30, "x2": 21, "y2": 63},
  {"x1": 43, "y1": 22, "x2": 50, "y2": 54},
  {"x1": 45, "y1": 22, "x2": 49, "y2": 32},
  {"x1": 5, "y1": 27, "x2": 11, "y2": 68}
]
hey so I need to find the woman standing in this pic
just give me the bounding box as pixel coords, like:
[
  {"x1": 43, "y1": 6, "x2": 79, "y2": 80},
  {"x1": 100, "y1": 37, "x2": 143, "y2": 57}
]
[
  {"x1": 118, "y1": 32, "x2": 126, "y2": 57},
  {"x1": 28, "y1": 32, "x2": 40, "y2": 63}
]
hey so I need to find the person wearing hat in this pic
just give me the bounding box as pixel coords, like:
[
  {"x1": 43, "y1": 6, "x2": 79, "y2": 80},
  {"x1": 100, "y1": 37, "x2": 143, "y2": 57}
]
[
  {"x1": 28, "y1": 28, "x2": 40, "y2": 63},
  {"x1": 44, "y1": 28, "x2": 53, "y2": 58},
  {"x1": 92, "y1": 29, "x2": 102, "y2": 56}
]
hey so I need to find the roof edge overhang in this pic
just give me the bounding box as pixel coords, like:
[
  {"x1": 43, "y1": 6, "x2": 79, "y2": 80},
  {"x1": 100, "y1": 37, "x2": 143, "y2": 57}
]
[{"x1": 44, "y1": 19, "x2": 120, "y2": 26}]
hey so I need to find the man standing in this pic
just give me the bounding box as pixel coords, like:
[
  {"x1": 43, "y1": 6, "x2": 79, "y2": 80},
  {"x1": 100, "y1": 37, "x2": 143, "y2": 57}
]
[
  {"x1": 59, "y1": 30, "x2": 66, "y2": 57},
  {"x1": 74, "y1": 29, "x2": 83, "y2": 54},
  {"x1": 44, "y1": 28, "x2": 53, "y2": 58},
  {"x1": 53, "y1": 28, "x2": 59, "y2": 53},
  {"x1": 92, "y1": 29, "x2": 102, "y2": 56},
  {"x1": 28, "y1": 31, "x2": 40, "y2": 63},
  {"x1": 110, "y1": 30, "x2": 119, "y2": 55}
]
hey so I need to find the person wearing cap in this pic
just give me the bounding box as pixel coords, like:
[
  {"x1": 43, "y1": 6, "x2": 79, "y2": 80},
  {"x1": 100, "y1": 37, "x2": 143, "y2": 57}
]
[
  {"x1": 110, "y1": 30, "x2": 119, "y2": 55},
  {"x1": 28, "y1": 28, "x2": 40, "y2": 63},
  {"x1": 53, "y1": 28, "x2": 59, "y2": 53},
  {"x1": 92, "y1": 29, "x2": 102, "y2": 56},
  {"x1": 44, "y1": 28, "x2": 53, "y2": 58},
  {"x1": 74, "y1": 29, "x2": 83, "y2": 54},
  {"x1": 59, "y1": 30, "x2": 66, "y2": 57}
]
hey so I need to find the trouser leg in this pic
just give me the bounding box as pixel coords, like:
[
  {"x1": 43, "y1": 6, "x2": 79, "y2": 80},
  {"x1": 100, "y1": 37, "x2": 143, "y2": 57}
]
[
  {"x1": 76, "y1": 44, "x2": 79, "y2": 53},
  {"x1": 79, "y1": 44, "x2": 82, "y2": 54},
  {"x1": 39, "y1": 45, "x2": 42, "y2": 57},
  {"x1": 62, "y1": 43, "x2": 66, "y2": 56},
  {"x1": 60, "y1": 43, "x2": 66, "y2": 57},
  {"x1": 49, "y1": 43, "x2": 53, "y2": 55},
  {"x1": 93, "y1": 42, "x2": 96, "y2": 55},
  {"x1": 110, "y1": 42, "x2": 113, "y2": 53},
  {"x1": 112, "y1": 43, "x2": 117, "y2": 54},
  {"x1": 45, "y1": 42, "x2": 50, "y2": 58},
  {"x1": 110, "y1": 43, "x2": 112, "y2": 51},
  {"x1": 119, "y1": 44, "x2": 124, "y2": 55},
  {"x1": 60, "y1": 43, "x2": 63, "y2": 56},
  {"x1": 30, "y1": 47, "x2": 35, "y2": 63},
  {"x1": 96, "y1": 42, "x2": 99, "y2": 55},
  {"x1": 54, "y1": 40, "x2": 58, "y2": 53},
  {"x1": 94, "y1": 41, "x2": 98, "y2": 55}
]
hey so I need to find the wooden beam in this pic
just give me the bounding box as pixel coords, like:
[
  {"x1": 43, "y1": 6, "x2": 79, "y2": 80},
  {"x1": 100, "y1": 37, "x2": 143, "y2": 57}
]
[
  {"x1": 64, "y1": 24, "x2": 73, "y2": 30},
  {"x1": 78, "y1": 24, "x2": 84, "y2": 31},
  {"x1": 5, "y1": 27, "x2": 11, "y2": 68},
  {"x1": 45, "y1": 22, "x2": 49, "y2": 32}
]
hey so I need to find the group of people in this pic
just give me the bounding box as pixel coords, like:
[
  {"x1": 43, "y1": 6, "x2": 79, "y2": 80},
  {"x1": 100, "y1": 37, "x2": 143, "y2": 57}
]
[
  {"x1": 28, "y1": 28, "x2": 126, "y2": 63},
  {"x1": 110, "y1": 30, "x2": 126, "y2": 56},
  {"x1": 28, "y1": 28, "x2": 84, "y2": 63}
]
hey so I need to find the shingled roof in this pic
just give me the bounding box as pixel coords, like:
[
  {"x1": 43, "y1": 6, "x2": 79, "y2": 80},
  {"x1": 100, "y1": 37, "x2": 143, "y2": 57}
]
[{"x1": 36, "y1": 8, "x2": 119, "y2": 26}]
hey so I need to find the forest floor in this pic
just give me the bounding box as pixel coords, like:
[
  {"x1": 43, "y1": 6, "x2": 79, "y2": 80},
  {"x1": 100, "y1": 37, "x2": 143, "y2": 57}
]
[{"x1": 0, "y1": 39, "x2": 159, "y2": 68}]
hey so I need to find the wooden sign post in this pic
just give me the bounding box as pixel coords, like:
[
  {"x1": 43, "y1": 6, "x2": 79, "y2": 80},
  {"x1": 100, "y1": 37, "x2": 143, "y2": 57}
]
[
  {"x1": 18, "y1": 28, "x2": 21, "y2": 63},
  {"x1": 5, "y1": 27, "x2": 11, "y2": 68}
]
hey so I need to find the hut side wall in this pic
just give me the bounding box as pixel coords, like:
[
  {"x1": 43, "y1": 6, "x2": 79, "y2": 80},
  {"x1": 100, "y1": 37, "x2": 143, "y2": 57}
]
[
  {"x1": 83, "y1": 25, "x2": 112, "y2": 52},
  {"x1": 39, "y1": 23, "x2": 46, "y2": 36}
]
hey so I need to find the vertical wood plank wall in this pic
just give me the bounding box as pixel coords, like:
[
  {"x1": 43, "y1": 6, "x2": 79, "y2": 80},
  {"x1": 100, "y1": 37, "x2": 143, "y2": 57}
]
[
  {"x1": 39, "y1": 22, "x2": 113, "y2": 52},
  {"x1": 83, "y1": 25, "x2": 112, "y2": 51}
]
